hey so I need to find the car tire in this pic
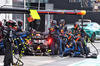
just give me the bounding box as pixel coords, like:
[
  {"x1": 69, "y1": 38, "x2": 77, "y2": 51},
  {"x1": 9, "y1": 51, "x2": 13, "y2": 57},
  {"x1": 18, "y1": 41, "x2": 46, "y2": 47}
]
[{"x1": 91, "y1": 33, "x2": 95, "y2": 42}]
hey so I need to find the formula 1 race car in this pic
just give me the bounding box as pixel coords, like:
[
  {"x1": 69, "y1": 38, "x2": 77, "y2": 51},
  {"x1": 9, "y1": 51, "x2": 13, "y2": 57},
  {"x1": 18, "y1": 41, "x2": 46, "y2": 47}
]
[{"x1": 24, "y1": 32, "x2": 54, "y2": 56}]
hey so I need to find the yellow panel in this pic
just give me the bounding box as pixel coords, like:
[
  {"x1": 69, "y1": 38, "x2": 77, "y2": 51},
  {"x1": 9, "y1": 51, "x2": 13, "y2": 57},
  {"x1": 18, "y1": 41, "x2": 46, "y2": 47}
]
[{"x1": 30, "y1": 10, "x2": 41, "y2": 19}]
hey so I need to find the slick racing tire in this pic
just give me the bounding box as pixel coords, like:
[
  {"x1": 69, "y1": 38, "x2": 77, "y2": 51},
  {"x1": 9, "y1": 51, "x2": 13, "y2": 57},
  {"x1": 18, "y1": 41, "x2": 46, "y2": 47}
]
[{"x1": 24, "y1": 45, "x2": 34, "y2": 55}]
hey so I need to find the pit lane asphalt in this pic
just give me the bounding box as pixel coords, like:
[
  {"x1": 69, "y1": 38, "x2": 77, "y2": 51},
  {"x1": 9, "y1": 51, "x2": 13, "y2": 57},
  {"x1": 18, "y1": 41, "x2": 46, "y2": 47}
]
[{"x1": 0, "y1": 40, "x2": 100, "y2": 66}]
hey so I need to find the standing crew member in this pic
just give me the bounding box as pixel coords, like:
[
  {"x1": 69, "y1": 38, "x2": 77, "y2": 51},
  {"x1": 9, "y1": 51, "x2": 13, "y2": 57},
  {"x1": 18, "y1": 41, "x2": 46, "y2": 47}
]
[
  {"x1": 49, "y1": 20, "x2": 63, "y2": 57},
  {"x1": 3, "y1": 20, "x2": 16, "y2": 66},
  {"x1": 59, "y1": 19, "x2": 67, "y2": 51},
  {"x1": 74, "y1": 23, "x2": 88, "y2": 56}
]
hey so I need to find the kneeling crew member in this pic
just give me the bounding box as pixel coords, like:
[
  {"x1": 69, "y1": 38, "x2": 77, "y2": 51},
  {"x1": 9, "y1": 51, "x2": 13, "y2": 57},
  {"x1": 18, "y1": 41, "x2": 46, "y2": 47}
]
[{"x1": 63, "y1": 34, "x2": 76, "y2": 56}]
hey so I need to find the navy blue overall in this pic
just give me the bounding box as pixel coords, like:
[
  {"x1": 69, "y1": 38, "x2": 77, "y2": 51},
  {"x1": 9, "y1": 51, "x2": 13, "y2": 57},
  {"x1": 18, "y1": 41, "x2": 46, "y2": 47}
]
[
  {"x1": 49, "y1": 25, "x2": 63, "y2": 55},
  {"x1": 59, "y1": 26, "x2": 67, "y2": 51},
  {"x1": 63, "y1": 39, "x2": 76, "y2": 56}
]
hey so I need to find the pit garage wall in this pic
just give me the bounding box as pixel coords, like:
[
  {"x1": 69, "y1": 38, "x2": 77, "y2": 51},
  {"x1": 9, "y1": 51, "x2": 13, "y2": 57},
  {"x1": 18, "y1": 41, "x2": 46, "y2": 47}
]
[
  {"x1": 13, "y1": 0, "x2": 24, "y2": 26},
  {"x1": 0, "y1": 0, "x2": 12, "y2": 23},
  {"x1": 84, "y1": 12, "x2": 100, "y2": 24},
  {"x1": 38, "y1": 14, "x2": 45, "y2": 32},
  {"x1": 53, "y1": 12, "x2": 100, "y2": 25}
]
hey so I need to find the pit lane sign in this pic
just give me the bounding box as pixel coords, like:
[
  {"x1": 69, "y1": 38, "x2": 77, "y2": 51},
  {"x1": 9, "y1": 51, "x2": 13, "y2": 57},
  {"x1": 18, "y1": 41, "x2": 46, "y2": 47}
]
[{"x1": 30, "y1": 10, "x2": 41, "y2": 19}]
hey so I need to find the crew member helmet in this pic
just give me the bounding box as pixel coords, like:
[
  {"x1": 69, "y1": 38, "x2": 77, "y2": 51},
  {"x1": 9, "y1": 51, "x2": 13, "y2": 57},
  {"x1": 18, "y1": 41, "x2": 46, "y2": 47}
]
[
  {"x1": 59, "y1": 19, "x2": 65, "y2": 26},
  {"x1": 74, "y1": 23, "x2": 80, "y2": 29},
  {"x1": 51, "y1": 20, "x2": 57, "y2": 25},
  {"x1": 8, "y1": 20, "x2": 16, "y2": 27},
  {"x1": 16, "y1": 19, "x2": 23, "y2": 26}
]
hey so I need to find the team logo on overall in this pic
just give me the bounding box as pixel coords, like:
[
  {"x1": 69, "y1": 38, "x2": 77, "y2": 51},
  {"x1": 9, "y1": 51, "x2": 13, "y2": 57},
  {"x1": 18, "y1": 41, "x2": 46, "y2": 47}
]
[
  {"x1": 50, "y1": 28, "x2": 54, "y2": 30},
  {"x1": 50, "y1": 28, "x2": 55, "y2": 32},
  {"x1": 61, "y1": 30, "x2": 64, "y2": 33},
  {"x1": 70, "y1": 44, "x2": 72, "y2": 47}
]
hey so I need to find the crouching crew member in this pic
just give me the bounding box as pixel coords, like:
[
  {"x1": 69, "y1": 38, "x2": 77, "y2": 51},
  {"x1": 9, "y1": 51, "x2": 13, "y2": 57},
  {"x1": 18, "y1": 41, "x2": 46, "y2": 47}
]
[
  {"x1": 63, "y1": 34, "x2": 76, "y2": 56},
  {"x1": 73, "y1": 35, "x2": 84, "y2": 57},
  {"x1": 13, "y1": 19, "x2": 26, "y2": 57}
]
